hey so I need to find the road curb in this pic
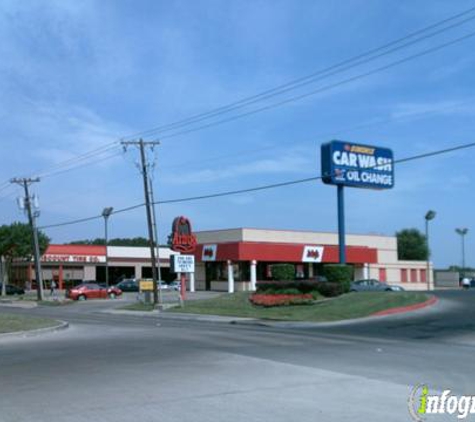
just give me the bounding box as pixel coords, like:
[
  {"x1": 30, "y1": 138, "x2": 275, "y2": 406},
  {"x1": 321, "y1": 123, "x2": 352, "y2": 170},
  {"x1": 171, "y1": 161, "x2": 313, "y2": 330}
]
[
  {"x1": 371, "y1": 295, "x2": 439, "y2": 317},
  {"x1": 0, "y1": 301, "x2": 38, "y2": 309},
  {"x1": 0, "y1": 320, "x2": 69, "y2": 340}
]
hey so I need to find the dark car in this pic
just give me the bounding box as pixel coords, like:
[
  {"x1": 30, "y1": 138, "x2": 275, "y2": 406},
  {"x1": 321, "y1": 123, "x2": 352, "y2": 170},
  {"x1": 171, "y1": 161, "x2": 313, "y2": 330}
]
[
  {"x1": 350, "y1": 279, "x2": 404, "y2": 292},
  {"x1": 0, "y1": 283, "x2": 25, "y2": 295},
  {"x1": 116, "y1": 279, "x2": 139, "y2": 292},
  {"x1": 66, "y1": 283, "x2": 122, "y2": 300}
]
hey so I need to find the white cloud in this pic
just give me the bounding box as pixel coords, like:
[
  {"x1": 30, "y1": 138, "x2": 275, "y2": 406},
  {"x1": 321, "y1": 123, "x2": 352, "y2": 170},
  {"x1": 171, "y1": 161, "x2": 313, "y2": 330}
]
[
  {"x1": 391, "y1": 99, "x2": 475, "y2": 120},
  {"x1": 163, "y1": 152, "x2": 312, "y2": 185}
]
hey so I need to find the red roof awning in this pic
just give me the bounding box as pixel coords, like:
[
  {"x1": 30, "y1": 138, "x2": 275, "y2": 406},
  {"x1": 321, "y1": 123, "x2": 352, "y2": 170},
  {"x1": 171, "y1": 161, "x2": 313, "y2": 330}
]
[
  {"x1": 195, "y1": 242, "x2": 377, "y2": 264},
  {"x1": 45, "y1": 245, "x2": 106, "y2": 256}
]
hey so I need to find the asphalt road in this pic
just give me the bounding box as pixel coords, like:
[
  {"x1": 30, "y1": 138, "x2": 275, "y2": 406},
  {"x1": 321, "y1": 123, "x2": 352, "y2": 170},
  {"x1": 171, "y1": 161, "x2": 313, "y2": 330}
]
[{"x1": 0, "y1": 290, "x2": 474, "y2": 422}]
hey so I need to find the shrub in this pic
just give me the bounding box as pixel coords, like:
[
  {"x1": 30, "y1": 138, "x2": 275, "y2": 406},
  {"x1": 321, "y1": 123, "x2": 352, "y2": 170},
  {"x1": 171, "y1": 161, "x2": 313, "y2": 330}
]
[
  {"x1": 256, "y1": 280, "x2": 319, "y2": 294},
  {"x1": 249, "y1": 293, "x2": 313, "y2": 307},
  {"x1": 313, "y1": 282, "x2": 345, "y2": 297},
  {"x1": 271, "y1": 264, "x2": 295, "y2": 281},
  {"x1": 323, "y1": 264, "x2": 353, "y2": 293},
  {"x1": 256, "y1": 279, "x2": 348, "y2": 298}
]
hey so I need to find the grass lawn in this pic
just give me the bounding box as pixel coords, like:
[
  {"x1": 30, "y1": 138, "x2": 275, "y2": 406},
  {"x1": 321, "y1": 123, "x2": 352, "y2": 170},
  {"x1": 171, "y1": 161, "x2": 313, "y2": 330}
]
[
  {"x1": 0, "y1": 313, "x2": 59, "y2": 334},
  {"x1": 120, "y1": 303, "x2": 156, "y2": 312},
  {"x1": 167, "y1": 292, "x2": 432, "y2": 322}
]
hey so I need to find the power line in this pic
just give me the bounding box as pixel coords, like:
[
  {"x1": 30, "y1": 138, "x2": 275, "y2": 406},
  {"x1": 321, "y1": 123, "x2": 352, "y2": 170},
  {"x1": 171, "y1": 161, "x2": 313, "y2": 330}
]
[
  {"x1": 35, "y1": 143, "x2": 119, "y2": 179},
  {"x1": 156, "y1": 30, "x2": 475, "y2": 141},
  {"x1": 40, "y1": 150, "x2": 124, "y2": 180},
  {"x1": 122, "y1": 5, "x2": 475, "y2": 140},
  {"x1": 160, "y1": 97, "x2": 475, "y2": 171},
  {"x1": 38, "y1": 140, "x2": 475, "y2": 230},
  {"x1": 8, "y1": 6, "x2": 475, "y2": 187}
]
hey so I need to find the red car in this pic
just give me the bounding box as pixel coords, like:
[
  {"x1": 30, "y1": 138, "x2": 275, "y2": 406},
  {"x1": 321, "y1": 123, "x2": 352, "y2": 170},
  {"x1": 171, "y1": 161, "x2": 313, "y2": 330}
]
[{"x1": 66, "y1": 283, "x2": 122, "y2": 301}]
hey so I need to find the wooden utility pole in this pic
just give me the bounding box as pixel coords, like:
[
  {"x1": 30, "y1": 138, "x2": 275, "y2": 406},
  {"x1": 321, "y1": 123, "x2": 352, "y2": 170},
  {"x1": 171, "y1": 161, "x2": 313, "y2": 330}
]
[
  {"x1": 121, "y1": 139, "x2": 160, "y2": 306},
  {"x1": 10, "y1": 177, "x2": 44, "y2": 301}
]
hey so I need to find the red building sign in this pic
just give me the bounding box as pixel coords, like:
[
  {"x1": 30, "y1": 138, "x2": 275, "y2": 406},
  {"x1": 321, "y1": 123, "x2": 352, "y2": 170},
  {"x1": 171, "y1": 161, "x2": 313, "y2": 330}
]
[{"x1": 170, "y1": 216, "x2": 197, "y2": 254}]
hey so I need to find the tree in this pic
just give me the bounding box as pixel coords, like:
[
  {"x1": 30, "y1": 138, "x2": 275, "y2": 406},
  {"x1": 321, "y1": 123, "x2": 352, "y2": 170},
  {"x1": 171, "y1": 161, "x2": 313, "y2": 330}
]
[
  {"x1": 0, "y1": 222, "x2": 50, "y2": 296},
  {"x1": 396, "y1": 228, "x2": 428, "y2": 260}
]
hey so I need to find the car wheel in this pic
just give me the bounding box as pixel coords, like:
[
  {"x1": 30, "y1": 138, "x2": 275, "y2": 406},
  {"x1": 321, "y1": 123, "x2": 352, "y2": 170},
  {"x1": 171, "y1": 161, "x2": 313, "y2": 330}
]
[
  {"x1": 350, "y1": 289, "x2": 357, "y2": 292},
  {"x1": 108, "y1": 292, "x2": 116, "y2": 299},
  {"x1": 385, "y1": 288, "x2": 393, "y2": 292},
  {"x1": 78, "y1": 294, "x2": 87, "y2": 301}
]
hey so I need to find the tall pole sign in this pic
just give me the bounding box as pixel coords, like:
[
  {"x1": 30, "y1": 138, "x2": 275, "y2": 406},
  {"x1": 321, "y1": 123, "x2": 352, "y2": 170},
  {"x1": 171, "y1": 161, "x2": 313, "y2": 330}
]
[
  {"x1": 321, "y1": 140, "x2": 394, "y2": 264},
  {"x1": 170, "y1": 216, "x2": 197, "y2": 301}
]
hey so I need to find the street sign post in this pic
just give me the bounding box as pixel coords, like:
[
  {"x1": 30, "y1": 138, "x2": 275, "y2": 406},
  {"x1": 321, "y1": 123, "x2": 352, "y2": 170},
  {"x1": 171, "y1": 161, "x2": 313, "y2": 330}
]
[
  {"x1": 171, "y1": 255, "x2": 195, "y2": 273},
  {"x1": 171, "y1": 255, "x2": 195, "y2": 301}
]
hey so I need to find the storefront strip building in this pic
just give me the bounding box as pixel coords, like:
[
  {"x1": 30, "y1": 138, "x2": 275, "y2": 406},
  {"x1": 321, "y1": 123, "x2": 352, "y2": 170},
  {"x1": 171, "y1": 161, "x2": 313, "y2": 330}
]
[{"x1": 12, "y1": 245, "x2": 178, "y2": 289}]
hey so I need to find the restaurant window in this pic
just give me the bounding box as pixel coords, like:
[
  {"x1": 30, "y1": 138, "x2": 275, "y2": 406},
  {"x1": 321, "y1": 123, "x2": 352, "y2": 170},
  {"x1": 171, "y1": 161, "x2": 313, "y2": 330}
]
[
  {"x1": 401, "y1": 269, "x2": 408, "y2": 283},
  {"x1": 410, "y1": 269, "x2": 418, "y2": 283}
]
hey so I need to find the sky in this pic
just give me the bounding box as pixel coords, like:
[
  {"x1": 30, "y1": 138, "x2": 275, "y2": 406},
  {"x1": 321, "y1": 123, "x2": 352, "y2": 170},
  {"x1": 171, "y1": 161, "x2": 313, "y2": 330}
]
[{"x1": 1, "y1": 0, "x2": 475, "y2": 268}]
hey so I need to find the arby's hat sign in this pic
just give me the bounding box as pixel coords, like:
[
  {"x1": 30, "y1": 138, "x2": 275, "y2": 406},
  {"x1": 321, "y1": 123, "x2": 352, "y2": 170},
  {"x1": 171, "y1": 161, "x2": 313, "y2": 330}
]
[
  {"x1": 302, "y1": 246, "x2": 324, "y2": 263},
  {"x1": 201, "y1": 244, "x2": 217, "y2": 261},
  {"x1": 170, "y1": 216, "x2": 197, "y2": 254}
]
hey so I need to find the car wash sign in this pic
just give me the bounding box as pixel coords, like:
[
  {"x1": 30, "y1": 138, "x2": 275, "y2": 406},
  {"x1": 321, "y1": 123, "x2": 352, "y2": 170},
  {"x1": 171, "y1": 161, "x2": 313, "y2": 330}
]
[{"x1": 321, "y1": 140, "x2": 394, "y2": 189}]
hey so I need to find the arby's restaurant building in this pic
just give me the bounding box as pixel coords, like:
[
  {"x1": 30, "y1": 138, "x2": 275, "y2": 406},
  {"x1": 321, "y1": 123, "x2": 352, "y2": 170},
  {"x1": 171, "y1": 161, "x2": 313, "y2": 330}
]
[{"x1": 191, "y1": 227, "x2": 431, "y2": 291}]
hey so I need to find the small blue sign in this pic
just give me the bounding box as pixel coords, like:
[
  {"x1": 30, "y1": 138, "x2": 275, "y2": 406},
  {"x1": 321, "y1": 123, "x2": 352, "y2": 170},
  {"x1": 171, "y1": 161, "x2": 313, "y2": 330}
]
[{"x1": 321, "y1": 140, "x2": 394, "y2": 189}]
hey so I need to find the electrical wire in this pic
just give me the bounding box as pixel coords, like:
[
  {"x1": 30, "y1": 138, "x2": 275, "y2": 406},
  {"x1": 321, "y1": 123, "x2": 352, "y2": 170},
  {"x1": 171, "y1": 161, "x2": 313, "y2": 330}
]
[
  {"x1": 35, "y1": 143, "x2": 120, "y2": 179},
  {"x1": 40, "y1": 150, "x2": 124, "y2": 180},
  {"x1": 38, "y1": 140, "x2": 475, "y2": 230},
  {"x1": 12, "y1": 6, "x2": 475, "y2": 185},
  {"x1": 121, "y1": 5, "x2": 475, "y2": 140},
  {"x1": 156, "y1": 30, "x2": 475, "y2": 141},
  {"x1": 160, "y1": 97, "x2": 475, "y2": 171}
]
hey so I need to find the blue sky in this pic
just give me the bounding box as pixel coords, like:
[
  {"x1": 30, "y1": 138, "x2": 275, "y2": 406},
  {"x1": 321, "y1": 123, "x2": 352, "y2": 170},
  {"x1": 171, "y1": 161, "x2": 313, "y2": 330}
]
[{"x1": 1, "y1": 0, "x2": 475, "y2": 268}]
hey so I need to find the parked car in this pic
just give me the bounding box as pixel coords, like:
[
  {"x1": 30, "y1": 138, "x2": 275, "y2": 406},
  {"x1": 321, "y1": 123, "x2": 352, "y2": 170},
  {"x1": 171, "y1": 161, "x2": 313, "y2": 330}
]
[
  {"x1": 168, "y1": 281, "x2": 180, "y2": 291},
  {"x1": 66, "y1": 283, "x2": 122, "y2": 300},
  {"x1": 116, "y1": 279, "x2": 139, "y2": 292},
  {"x1": 350, "y1": 279, "x2": 404, "y2": 292},
  {"x1": 0, "y1": 283, "x2": 25, "y2": 295}
]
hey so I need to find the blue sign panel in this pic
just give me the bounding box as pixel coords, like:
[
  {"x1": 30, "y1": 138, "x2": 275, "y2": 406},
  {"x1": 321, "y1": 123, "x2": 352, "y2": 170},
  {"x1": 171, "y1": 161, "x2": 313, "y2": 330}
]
[{"x1": 321, "y1": 140, "x2": 394, "y2": 189}]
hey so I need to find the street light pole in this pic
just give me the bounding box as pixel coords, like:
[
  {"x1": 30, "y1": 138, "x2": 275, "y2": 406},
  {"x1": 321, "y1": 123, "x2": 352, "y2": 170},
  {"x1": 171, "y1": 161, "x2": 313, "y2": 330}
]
[
  {"x1": 102, "y1": 207, "x2": 113, "y2": 288},
  {"x1": 455, "y1": 228, "x2": 469, "y2": 278},
  {"x1": 424, "y1": 210, "x2": 436, "y2": 291}
]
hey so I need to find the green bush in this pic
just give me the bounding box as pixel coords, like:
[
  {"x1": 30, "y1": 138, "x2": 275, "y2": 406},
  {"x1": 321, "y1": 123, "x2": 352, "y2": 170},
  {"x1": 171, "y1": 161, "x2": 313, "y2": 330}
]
[
  {"x1": 256, "y1": 278, "x2": 348, "y2": 298},
  {"x1": 323, "y1": 264, "x2": 353, "y2": 293},
  {"x1": 313, "y1": 282, "x2": 345, "y2": 297},
  {"x1": 257, "y1": 280, "x2": 318, "y2": 294},
  {"x1": 271, "y1": 264, "x2": 295, "y2": 281}
]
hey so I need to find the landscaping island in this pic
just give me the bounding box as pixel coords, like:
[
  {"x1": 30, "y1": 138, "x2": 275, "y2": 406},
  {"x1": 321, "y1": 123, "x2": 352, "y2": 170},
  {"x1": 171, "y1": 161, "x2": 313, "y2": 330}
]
[
  {"x1": 167, "y1": 291, "x2": 433, "y2": 322},
  {"x1": 0, "y1": 313, "x2": 59, "y2": 334}
]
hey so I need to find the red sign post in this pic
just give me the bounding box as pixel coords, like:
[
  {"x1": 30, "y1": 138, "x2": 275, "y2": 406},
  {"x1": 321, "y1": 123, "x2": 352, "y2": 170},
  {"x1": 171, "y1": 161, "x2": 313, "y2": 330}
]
[{"x1": 170, "y1": 216, "x2": 197, "y2": 302}]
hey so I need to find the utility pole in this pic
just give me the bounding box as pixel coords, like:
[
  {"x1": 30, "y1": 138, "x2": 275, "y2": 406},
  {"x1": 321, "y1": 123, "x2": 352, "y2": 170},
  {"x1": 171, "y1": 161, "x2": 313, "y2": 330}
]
[
  {"x1": 121, "y1": 139, "x2": 160, "y2": 306},
  {"x1": 10, "y1": 177, "x2": 44, "y2": 301},
  {"x1": 149, "y1": 179, "x2": 163, "y2": 309}
]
